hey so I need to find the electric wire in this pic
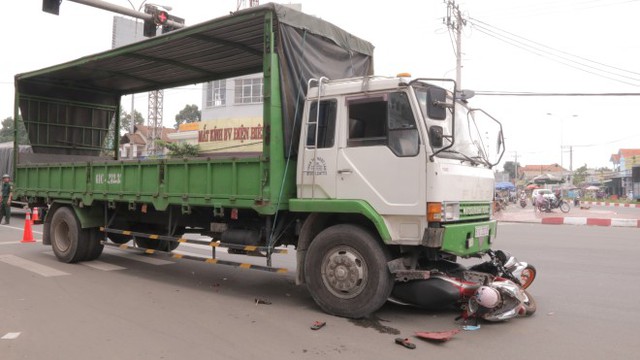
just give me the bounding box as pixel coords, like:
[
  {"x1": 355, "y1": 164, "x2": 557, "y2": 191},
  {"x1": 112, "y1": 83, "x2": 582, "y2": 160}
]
[
  {"x1": 469, "y1": 17, "x2": 640, "y2": 78},
  {"x1": 467, "y1": 20, "x2": 640, "y2": 87}
]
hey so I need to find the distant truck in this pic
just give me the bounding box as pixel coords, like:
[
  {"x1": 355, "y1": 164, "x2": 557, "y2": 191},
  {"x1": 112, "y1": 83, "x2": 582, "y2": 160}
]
[{"x1": 13, "y1": 3, "x2": 504, "y2": 318}]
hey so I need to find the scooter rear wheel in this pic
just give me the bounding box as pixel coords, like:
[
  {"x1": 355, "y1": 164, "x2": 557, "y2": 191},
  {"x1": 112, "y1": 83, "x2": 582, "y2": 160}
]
[{"x1": 522, "y1": 290, "x2": 537, "y2": 316}]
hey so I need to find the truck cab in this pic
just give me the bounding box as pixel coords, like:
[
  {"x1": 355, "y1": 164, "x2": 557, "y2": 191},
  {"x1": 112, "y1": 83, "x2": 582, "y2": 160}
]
[{"x1": 293, "y1": 75, "x2": 504, "y2": 316}]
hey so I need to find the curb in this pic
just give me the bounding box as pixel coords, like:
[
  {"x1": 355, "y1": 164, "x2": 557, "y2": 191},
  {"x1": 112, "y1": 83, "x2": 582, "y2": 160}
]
[
  {"x1": 539, "y1": 217, "x2": 640, "y2": 228},
  {"x1": 580, "y1": 201, "x2": 640, "y2": 209}
]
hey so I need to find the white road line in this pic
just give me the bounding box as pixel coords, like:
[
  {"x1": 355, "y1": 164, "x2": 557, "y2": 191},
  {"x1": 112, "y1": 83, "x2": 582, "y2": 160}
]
[
  {"x1": 81, "y1": 260, "x2": 126, "y2": 271},
  {"x1": 105, "y1": 250, "x2": 174, "y2": 266},
  {"x1": 0, "y1": 224, "x2": 43, "y2": 234},
  {"x1": 0, "y1": 240, "x2": 42, "y2": 245},
  {"x1": 1, "y1": 332, "x2": 21, "y2": 340},
  {"x1": 0, "y1": 254, "x2": 70, "y2": 277}
]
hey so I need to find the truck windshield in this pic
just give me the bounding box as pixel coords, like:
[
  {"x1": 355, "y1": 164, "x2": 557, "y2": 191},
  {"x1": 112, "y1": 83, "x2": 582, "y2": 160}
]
[{"x1": 413, "y1": 85, "x2": 504, "y2": 167}]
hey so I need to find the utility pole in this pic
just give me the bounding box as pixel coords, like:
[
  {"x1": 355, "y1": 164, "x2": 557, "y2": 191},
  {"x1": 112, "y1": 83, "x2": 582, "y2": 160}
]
[{"x1": 445, "y1": 0, "x2": 466, "y2": 88}]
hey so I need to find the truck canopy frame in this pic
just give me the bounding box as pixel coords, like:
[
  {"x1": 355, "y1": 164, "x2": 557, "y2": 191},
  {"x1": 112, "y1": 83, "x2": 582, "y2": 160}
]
[{"x1": 15, "y1": 2, "x2": 374, "y2": 158}]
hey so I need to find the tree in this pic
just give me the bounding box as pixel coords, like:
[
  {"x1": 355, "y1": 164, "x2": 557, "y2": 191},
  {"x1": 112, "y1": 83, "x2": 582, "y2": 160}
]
[
  {"x1": 174, "y1": 104, "x2": 201, "y2": 129},
  {"x1": 120, "y1": 109, "x2": 145, "y2": 135},
  {"x1": 155, "y1": 140, "x2": 200, "y2": 158},
  {"x1": 0, "y1": 116, "x2": 29, "y2": 145},
  {"x1": 102, "y1": 110, "x2": 145, "y2": 155},
  {"x1": 572, "y1": 164, "x2": 589, "y2": 186},
  {"x1": 503, "y1": 161, "x2": 521, "y2": 181}
]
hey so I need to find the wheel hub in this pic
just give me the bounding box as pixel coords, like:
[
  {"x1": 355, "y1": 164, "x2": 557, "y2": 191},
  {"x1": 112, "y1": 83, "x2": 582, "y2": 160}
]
[{"x1": 322, "y1": 247, "x2": 368, "y2": 299}]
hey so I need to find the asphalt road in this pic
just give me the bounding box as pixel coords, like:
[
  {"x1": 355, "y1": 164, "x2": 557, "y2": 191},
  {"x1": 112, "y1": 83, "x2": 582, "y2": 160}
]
[{"x1": 1, "y1": 217, "x2": 639, "y2": 359}]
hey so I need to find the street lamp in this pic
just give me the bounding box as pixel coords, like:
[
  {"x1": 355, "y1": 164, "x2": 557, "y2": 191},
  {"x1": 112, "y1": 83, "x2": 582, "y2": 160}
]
[{"x1": 546, "y1": 112, "x2": 578, "y2": 180}]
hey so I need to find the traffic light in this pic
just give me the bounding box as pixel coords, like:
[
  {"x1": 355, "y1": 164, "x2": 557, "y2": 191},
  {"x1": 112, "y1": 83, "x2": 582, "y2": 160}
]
[
  {"x1": 42, "y1": 0, "x2": 61, "y2": 15},
  {"x1": 143, "y1": 5, "x2": 171, "y2": 37},
  {"x1": 162, "y1": 14, "x2": 185, "y2": 34}
]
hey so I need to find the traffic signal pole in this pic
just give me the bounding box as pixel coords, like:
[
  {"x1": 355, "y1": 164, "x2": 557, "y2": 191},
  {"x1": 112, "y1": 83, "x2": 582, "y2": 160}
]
[{"x1": 44, "y1": 0, "x2": 184, "y2": 30}]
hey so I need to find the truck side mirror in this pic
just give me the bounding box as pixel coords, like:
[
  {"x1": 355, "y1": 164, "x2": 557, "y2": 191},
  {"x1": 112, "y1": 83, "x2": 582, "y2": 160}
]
[
  {"x1": 427, "y1": 87, "x2": 448, "y2": 120},
  {"x1": 429, "y1": 126, "x2": 444, "y2": 148}
]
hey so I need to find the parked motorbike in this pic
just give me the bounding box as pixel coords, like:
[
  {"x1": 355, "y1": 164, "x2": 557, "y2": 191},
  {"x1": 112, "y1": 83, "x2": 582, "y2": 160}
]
[{"x1": 390, "y1": 249, "x2": 537, "y2": 322}]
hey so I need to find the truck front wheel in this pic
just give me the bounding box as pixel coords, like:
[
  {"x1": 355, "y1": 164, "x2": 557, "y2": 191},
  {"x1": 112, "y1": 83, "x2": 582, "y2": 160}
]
[
  {"x1": 50, "y1": 207, "x2": 88, "y2": 263},
  {"x1": 304, "y1": 224, "x2": 393, "y2": 318}
]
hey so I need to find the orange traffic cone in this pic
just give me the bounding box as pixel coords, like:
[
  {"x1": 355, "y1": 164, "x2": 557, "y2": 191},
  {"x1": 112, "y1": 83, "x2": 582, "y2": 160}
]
[
  {"x1": 21, "y1": 211, "x2": 35, "y2": 243},
  {"x1": 32, "y1": 207, "x2": 40, "y2": 224}
]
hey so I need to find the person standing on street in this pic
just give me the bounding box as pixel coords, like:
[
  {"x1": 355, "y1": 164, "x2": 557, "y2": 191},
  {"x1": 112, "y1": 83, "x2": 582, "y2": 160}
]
[{"x1": 0, "y1": 174, "x2": 13, "y2": 224}]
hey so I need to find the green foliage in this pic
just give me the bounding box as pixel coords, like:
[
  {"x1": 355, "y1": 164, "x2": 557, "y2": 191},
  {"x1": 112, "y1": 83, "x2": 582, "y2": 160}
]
[
  {"x1": 0, "y1": 116, "x2": 29, "y2": 144},
  {"x1": 120, "y1": 109, "x2": 145, "y2": 135},
  {"x1": 155, "y1": 140, "x2": 200, "y2": 158},
  {"x1": 503, "y1": 161, "x2": 521, "y2": 180},
  {"x1": 572, "y1": 164, "x2": 589, "y2": 185},
  {"x1": 174, "y1": 104, "x2": 201, "y2": 129}
]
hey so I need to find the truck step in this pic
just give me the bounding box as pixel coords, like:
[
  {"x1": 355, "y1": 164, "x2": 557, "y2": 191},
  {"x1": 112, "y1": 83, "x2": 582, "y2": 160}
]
[
  {"x1": 102, "y1": 242, "x2": 288, "y2": 274},
  {"x1": 99, "y1": 227, "x2": 288, "y2": 254}
]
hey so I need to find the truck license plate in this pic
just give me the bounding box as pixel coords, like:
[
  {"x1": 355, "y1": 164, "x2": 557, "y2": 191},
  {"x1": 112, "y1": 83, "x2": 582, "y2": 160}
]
[{"x1": 475, "y1": 225, "x2": 490, "y2": 238}]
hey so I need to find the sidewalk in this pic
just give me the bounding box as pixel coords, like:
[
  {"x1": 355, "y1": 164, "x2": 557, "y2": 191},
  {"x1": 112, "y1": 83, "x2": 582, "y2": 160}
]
[{"x1": 494, "y1": 202, "x2": 640, "y2": 228}]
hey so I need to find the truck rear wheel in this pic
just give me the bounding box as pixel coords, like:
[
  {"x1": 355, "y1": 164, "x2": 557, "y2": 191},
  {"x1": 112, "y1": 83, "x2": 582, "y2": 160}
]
[
  {"x1": 50, "y1": 207, "x2": 88, "y2": 263},
  {"x1": 83, "y1": 228, "x2": 104, "y2": 261},
  {"x1": 304, "y1": 224, "x2": 393, "y2": 318}
]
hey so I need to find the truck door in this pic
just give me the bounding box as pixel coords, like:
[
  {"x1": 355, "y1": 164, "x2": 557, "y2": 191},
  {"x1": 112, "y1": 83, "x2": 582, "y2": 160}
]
[
  {"x1": 298, "y1": 99, "x2": 338, "y2": 199},
  {"x1": 336, "y1": 92, "x2": 425, "y2": 215}
]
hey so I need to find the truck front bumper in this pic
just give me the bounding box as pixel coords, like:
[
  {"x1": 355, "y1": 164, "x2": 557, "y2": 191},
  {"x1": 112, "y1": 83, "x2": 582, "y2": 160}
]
[{"x1": 422, "y1": 220, "x2": 497, "y2": 257}]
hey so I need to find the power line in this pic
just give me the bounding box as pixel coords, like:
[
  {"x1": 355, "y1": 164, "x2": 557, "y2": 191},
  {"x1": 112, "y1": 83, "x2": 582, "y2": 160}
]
[
  {"x1": 469, "y1": 17, "x2": 640, "y2": 78},
  {"x1": 467, "y1": 19, "x2": 640, "y2": 87}
]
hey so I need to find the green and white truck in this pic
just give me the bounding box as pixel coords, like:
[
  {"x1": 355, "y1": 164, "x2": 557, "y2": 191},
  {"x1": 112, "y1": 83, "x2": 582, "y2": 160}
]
[{"x1": 14, "y1": 3, "x2": 504, "y2": 318}]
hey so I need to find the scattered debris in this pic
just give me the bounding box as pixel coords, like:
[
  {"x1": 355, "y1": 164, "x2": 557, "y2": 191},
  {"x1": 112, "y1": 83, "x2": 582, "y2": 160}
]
[
  {"x1": 255, "y1": 298, "x2": 272, "y2": 305},
  {"x1": 310, "y1": 321, "x2": 326, "y2": 330},
  {"x1": 395, "y1": 337, "x2": 416, "y2": 349},
  {"x1": 462, "y1": 324, "x2": 481, "y2": 331},
  {"x1": 1, "y1": 332, "x2": 21, "y2": 340},
  {"x1": 415, "y1": 329, "x2": 460, "y2": 342}
]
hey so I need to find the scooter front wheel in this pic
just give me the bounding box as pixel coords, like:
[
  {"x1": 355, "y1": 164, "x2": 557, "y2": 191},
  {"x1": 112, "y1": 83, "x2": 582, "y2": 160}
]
[
  {"x1": 519, "y1": 265, "x2": 536, "y2": 289},
  {"x1": 559, "y1": 201, "x2": 570, "y2": 213}
]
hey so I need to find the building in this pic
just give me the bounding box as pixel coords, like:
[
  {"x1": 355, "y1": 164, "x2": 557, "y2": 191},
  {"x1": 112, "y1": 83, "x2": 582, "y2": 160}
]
[
  {"x1": 608, "y1": 148, "x2": 640, "y2": 197},
  {"x1": 119, "y1": 125, "x2": 177, "y2": 158},
  {"x1": 518, "y1": 164, "x2": 566, "y2": 182},
  {"x1": 201, "y1": 74, "x2": 264, "y2": 122}
]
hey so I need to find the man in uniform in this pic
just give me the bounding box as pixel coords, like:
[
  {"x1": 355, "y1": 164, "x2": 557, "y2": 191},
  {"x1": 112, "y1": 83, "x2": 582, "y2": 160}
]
[{"x1": 0, "y1": 174, "x2": 13, "y2": 224}]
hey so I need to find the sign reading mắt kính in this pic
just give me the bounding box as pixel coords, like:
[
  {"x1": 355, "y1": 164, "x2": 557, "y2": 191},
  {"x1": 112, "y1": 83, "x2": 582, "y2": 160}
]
[{"x1": 186, "y1": 118, "x2": 263, "y2": 153}]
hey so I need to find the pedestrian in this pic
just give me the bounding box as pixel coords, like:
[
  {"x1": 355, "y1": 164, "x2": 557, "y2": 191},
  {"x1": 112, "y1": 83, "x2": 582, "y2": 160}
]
[{"x1": 0, "y1": 174, "x2": 13, "y2": 225}]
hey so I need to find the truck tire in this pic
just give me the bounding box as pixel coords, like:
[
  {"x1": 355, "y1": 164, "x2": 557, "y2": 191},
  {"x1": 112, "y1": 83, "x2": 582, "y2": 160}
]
[
  {"x1": 304, "y1": 224, "x2": 393, "y2": 319},
  {"x1": 134, "y1": 238, "x2": 178, "y2": 251},
  {"x1": 50, "y1": 207, "x2": 88, "y2": 263},
  {"x1": 108, "y1": 233, "x2": 132, "y2": 244},
  {"x1": 83, "y1": 228, "x2": 104, "y2": 261}
]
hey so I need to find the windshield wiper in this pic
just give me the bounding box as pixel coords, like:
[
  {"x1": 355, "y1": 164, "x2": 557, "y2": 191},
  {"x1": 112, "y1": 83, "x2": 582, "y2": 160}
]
[{"x1": 441, "y1": 149, "x2": 485, "y2": 166}]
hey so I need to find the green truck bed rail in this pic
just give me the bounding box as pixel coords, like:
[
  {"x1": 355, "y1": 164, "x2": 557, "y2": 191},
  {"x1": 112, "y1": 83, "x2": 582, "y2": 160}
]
[{"x1": 16, "y1": 155, "x2": 278, "y2": 213}]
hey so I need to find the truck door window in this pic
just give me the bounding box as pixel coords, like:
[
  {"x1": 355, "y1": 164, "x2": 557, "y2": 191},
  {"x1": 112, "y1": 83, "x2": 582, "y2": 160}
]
[
  {"x1": 306, "y1": 100, "x2": 337, "y2": 148},
  {"x1": 347, "y1": 92, "x2": 419, "y2": 157}
]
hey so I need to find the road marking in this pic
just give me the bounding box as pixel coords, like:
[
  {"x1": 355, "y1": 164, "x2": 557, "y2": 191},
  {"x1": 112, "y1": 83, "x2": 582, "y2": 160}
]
[
  {"x1": 105, "y1": 250, "x2": 174, "y2": 266},
  {"x1": 0, "y1": 240, "x2": 42, "y2": 245},
  {"x1": 81, "y1": 260, "x2": 126, "y2": 271},
  {"x1": 0, "y1": 224, "x2": 43, "y2": 234},
  {"x1": 0, "y1": 254, "x2": 69, "y2": 277},
  {"x1": 1, "y1": 332, "x2": 21, "y2": 340}
]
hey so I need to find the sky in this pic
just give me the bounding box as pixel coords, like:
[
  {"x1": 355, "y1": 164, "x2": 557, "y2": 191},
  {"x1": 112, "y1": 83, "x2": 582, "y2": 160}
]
[{"x1": 1, "y1": 0, "x2": 639, "y2": 170}]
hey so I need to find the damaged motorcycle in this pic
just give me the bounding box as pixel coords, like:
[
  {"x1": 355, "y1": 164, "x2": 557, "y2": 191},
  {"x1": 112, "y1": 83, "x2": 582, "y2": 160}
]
[{"x1": 388, "y1": 249, "x2": 536, "y2": 322}]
